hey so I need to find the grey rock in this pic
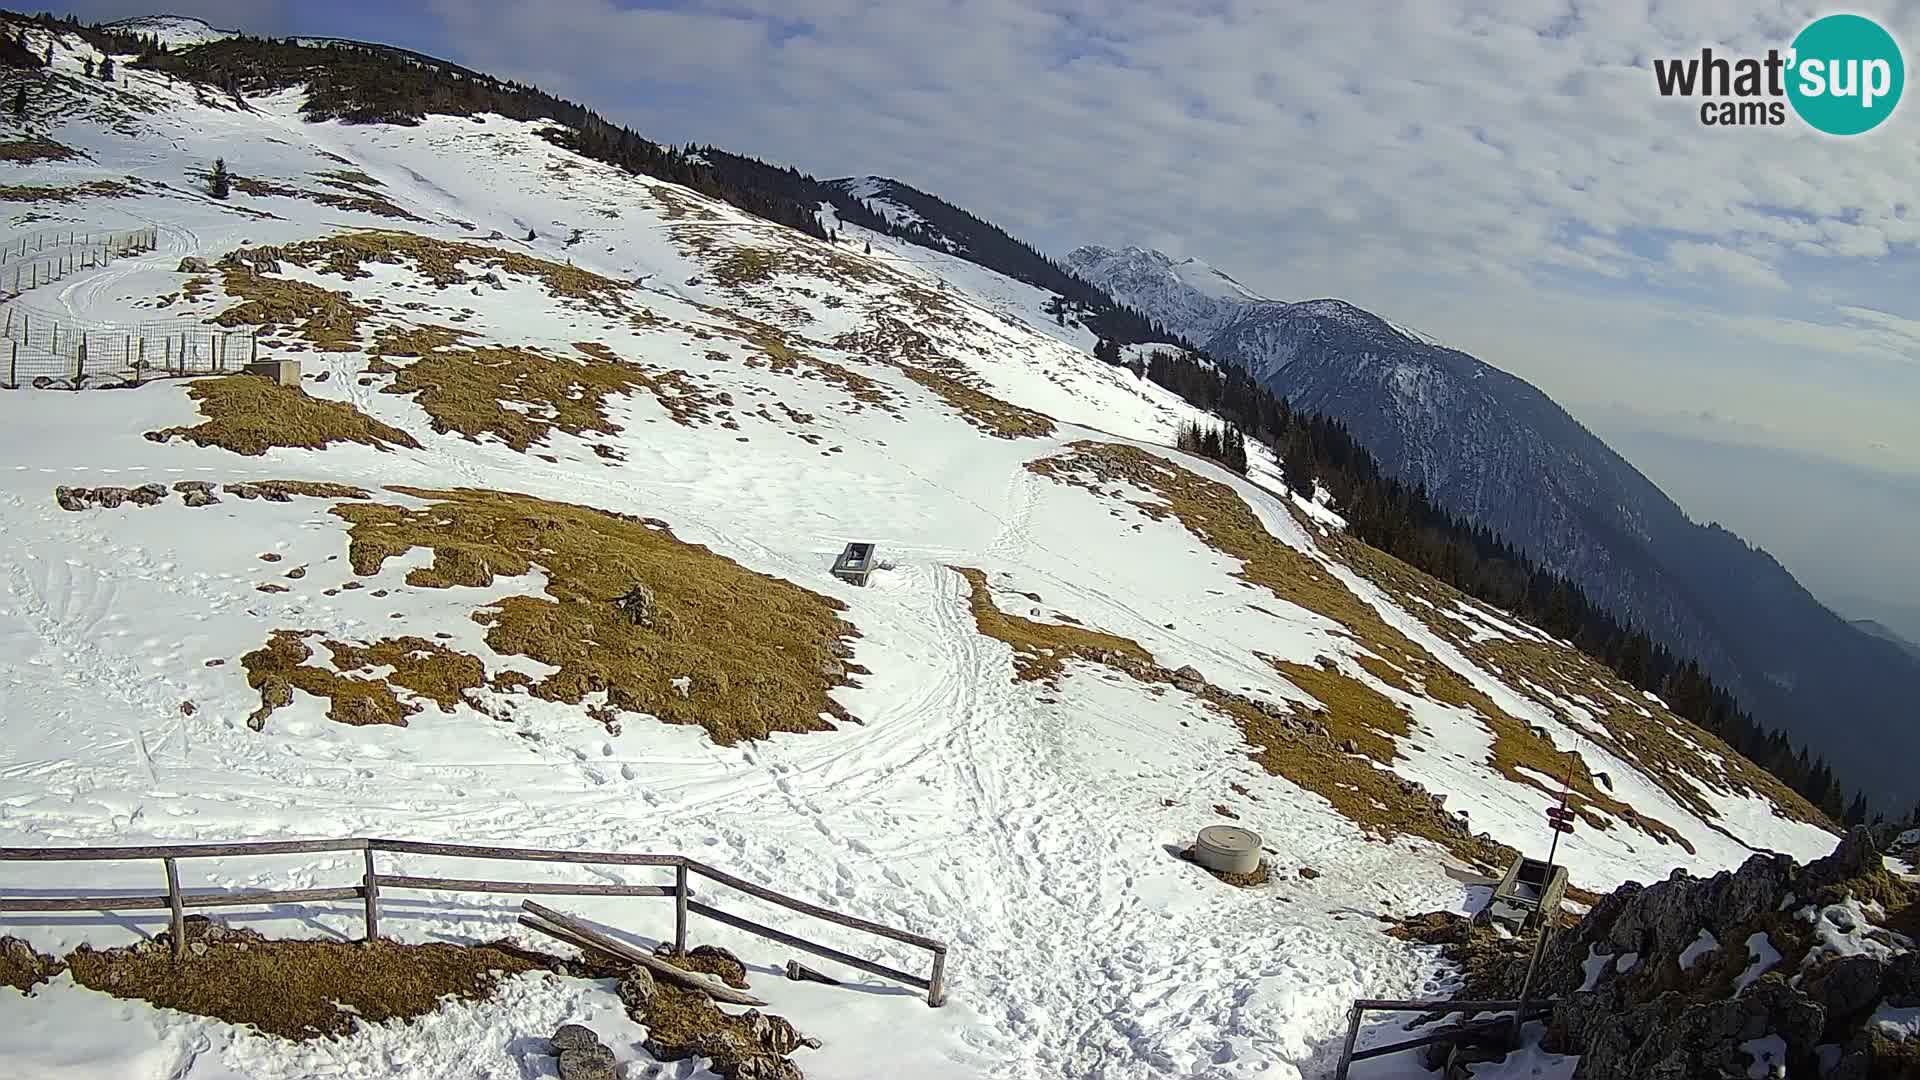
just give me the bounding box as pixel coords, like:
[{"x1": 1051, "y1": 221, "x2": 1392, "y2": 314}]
[
  {"x1": 556, "y1": 1045, "x2": 616, "y2": 1080},
  {"x1": 1170, "y1": 665, "x2": 1205, "y2": 692},
  {"x1": 550, "y1": 1024, "x2": 603, "y2": 1053},
  {"x1": 225, "y1": 483, "x2": 261, "y2": 500},
  {"x1": 130, "y1": 483, "x2": 169, "y2": 506},
  {"x1": 182, "y1": 489, "x2": 220, "y2": 507},
  {"x1": 616, "y1": 583, "x2": 657, "y2": 628},
  {"x1": 93, "y1": 486, "x2": 129, "y2": 508},
  {"x1": 1802, "y1": 955, "x2": 1884, "y2": 1028},
  {"x1": 173, "y1": 480, "x2": 216, "y2": 494},
  {"x1": 176, "y1": 256, "x2": 210, "y2": 273},
  {"x1": 189, "y1": 942, "x2": 208, "y2": 957},
  {"x1": 55, "y1": 486, "x2": 90, "y2": 511},
  {"x1": 618, "y1": 966, "x2": 657, "y2": 1009}
]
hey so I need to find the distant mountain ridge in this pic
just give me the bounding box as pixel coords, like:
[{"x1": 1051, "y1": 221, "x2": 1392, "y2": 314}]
[
  {"x1": 1066, "y1": 243, "x2": 1920, "y2": 807},
  {"x1": 1855, "y1": 619, "x2": 1920, "y2": 660}
]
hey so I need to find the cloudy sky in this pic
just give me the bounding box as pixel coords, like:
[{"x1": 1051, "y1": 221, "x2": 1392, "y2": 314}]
[{"x1": 55, "y1": 0, "x2": 1920, "y2": 637}]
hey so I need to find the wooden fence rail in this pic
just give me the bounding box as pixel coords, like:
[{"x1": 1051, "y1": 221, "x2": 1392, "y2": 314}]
[{"x1": 0, "y1": 837, "x2": 948, "y2": 1006}]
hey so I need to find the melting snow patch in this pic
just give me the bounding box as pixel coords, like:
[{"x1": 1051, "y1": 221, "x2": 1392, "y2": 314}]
[
  {"x1": 1740, "y1": 1034, "x2": 1786, "y2": 1078},
  {"x1": 1872, "y1": 1004, "x2": 1920, "y2": 1041},
  {"x1": 1615, "y1": 951, "x2": 1639, "y2": 974},
  {"x1": 1581, "y1": 943, "x2": 1614, "y2": 991},
  {"x1": 1679, "y1": 929, "x2": 1719, "y2": 972},
  {"x1": 1734, "y1": 933, "x2": 1780, "y2": 996},
  {"x1": 1799, "y1": 897, "x2": 1907, "y2": 968}
]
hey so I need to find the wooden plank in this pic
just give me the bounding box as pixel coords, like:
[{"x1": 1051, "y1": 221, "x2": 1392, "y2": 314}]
[
  {"x1": 378, "y1": 874, "x2": 674, "y2": 897},
  {"x1": 0, "y1": 885, "x2": 364, "y2": 912},
  {"x1": 682, "y1": 859, "x2": 944, "y2": 953},
  {"x1": 686, "y1": 898, "x2": 929, "y2": 992},
  {"x1": 184, "y1": 886, "x2": 365, "y2": 909},
  {"x1": 517, "y1": 902, "x2": 767, "y2": 1007},
  {"x1": 1349, "y1": 999, "x2": 1530, "y2": 1012},
  {"x1": 369, "y1": 839, "x2": 679, "y2": 866},
  {"x1": 1, "y1": 894, "x2": 173, "y2": 911},
  {"x1": 0, "y1": 838, "x2": 368, "y2": 861}
]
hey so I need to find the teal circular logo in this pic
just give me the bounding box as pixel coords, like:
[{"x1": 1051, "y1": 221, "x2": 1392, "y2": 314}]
[{"x1": 1787, "y1": 14, "x2": 1904, "y2": 135}]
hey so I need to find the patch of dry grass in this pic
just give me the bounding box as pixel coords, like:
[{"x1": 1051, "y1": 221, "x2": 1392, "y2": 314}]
[
  {"x1": 0, "y1": 178, "x2": 131, "y2": 202},
  {"x1": 0, "y1": 135, "x2": 79, "y2": 163},
  {"x1": 269, "y1": 231, "x2": 637, "y2": 317},
  {"x1": 333, "y1": 487, "x2": 863, "y2": 743},
  {"x1": 145, "y1": 375, "x2": 419, "y2": 456},
  {"x1": 952, "y1": 566, "x2": 1152, "y2": 682},
  {"x1": 710, "y1": 247, "x2": 783, "y2": 289},
  {"x1": 241, "y1": 630, "x2": 486, "y2": 730},
  {"x1": 1328, "y1": 533, "x2": 1831, "y2": 831},
  {"x1": 63, "y1": 921, "x2": 543, "y2": 1040},
  {"x1": 951, "y1": 557, "x2": 1512, "y2": 872},
  {"x1": 363, "y1": 328, "x2": 715, "y2": 451},
  {"x1": 834, "y1": 316, "x2": 1054, "y2": 438},
  {"x1": 214, "y1": 261, "x2": 372, "y2": 351},
  {"x1": 634, "y1": 949, "x2": 817, "y2": 1076},
  {"x1": 230, "y1": 175, "x2": 421, "y2": 222},
  {"x1": 0, "y1": 936, "x2": 65, "y2": 993},
  {"x1": 1026, "y1": 441, "x2": 1689, "y2": 861}
]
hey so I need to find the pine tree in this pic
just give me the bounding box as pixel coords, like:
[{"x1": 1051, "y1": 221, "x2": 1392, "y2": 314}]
[
  {"x1": 98, "y1": 55, "x2": 114, "y2": 81},
  {"x1": 863, "y1": 240, "x2": 871, "y2": 255},
  {"x1": 11, "y1": 86, "x2": 25, "y2": 121},
  {"x1": 1844, "y1": 792, "x2": 1869, "y2": 828},
  {"x1": 208, "y1": 158, "x2": 230, "y2": 200},
  {"x1": 43, "y1": 43, "x2": 52, "y2": 66},
  {"x1": 83, "y1": 56, "x2": 94, "y2": 78},
  {"x1": 525, "y1": 227, "x2": 537, "y2": 241}
]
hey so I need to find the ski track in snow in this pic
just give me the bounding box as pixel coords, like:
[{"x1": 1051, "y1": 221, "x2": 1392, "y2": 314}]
[{"x1": 0, "y1": 29, "x2": 1834, "y2": 1080}]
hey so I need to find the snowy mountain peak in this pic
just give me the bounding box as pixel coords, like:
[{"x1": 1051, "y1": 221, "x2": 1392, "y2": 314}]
[{"x1": 102, "y1": 13, "x2": 236, "y2": 47}]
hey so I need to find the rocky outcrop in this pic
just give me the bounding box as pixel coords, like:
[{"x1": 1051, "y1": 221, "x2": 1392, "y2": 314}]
[{"x1": 1472, "y1": 828, "x2": 1916, "y2": 1079}]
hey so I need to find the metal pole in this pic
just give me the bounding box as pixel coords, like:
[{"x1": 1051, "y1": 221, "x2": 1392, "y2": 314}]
[{"x1": 165, "y1": 857, "x2": 186, "y2": 960}]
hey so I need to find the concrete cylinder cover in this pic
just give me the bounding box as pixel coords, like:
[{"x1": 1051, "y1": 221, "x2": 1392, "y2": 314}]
[{"x1": 1193, "y1": 825, "x2": 1262, "y2": 875}]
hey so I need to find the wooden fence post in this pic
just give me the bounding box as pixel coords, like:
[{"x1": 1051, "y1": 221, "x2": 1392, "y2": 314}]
[
  {"x1": 9, "y1": 341, "x2": 16, "y2": 387},
  {"x1": 362, "y1": 845, "x2": 380, "y2": 941},
  {"x1": 164, "y1": 857, "x2": 185, "y2": 960},
  {"x1": 927, "y1": 948, "x2": 947, "y2": 1007},
  {"x1": 674, "y1": 861, "x2": 689, "y2": 954}
]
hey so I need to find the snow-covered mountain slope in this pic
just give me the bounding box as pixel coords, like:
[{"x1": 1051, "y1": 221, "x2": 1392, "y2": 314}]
[
  {"x1": 1067, "y1": 243, "x2": 1920, "y2": 812},
  {"x1": 1068, "y1": 244, "x2": 1269, "y2": 341},
  {"x1": 102, "y1": 14, "x2": 236, "y2": 47},
  {"x1": 0, "y1": 20, "x2": 1843, "y2": 1080}
]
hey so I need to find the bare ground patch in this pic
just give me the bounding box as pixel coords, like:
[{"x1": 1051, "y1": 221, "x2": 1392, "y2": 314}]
[
  {"x1": 145, "y1": 375, "x2": 419, "y2": 456},
  {"x1": 329, "y1": 487, "x2": 864, "y2": 743},
  {"x1": 240, "y1": 630, "x2": 487, "y2": 730}
]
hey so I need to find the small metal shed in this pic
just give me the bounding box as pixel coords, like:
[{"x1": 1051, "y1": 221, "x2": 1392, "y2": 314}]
[
  {"x1": 1479, "y1": 855, "x2": 1568, "y2": 933},
  {"x1": 831, "y1": 542, "x2": 879, "y2": 587}
]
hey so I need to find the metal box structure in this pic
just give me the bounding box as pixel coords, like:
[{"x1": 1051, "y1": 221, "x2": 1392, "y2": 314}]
[
  {"x1": 831, "y1": 542, "x2": 878, "y2": 586},
  {"x1": 1480, "y1": 856, "x2": 1568, "y2": 933},
  {"x1": 243, "y1": 358, "x2": 301, "y2": 386}
]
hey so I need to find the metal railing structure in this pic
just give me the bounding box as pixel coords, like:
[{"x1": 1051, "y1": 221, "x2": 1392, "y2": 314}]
[
  {"x1": 0, "y1": 227, "x2": 158, "y2": 288},
  {"x1": 1331, "y1": 998, "x2": 1554, "y2": 1078},
  {"x1": 0, "y1": 836, "x2": 949, "y2": 1007},
  {"x1": 0, "y1": 299, "x2": 256, "y2": 389}
]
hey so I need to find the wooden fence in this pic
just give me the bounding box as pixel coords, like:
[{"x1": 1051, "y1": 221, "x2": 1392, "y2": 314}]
[{"x1": 0, "y1": 837, "x2": 948, "y2": 1007}]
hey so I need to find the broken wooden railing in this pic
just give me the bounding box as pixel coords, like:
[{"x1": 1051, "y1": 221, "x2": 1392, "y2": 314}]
[
  {"x1": 0, "y1": 837, "x2": 948, "y2": 1006},
  {"x1": 1331, "y1": 998, "x2": 1554, "y2": 1078}
]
